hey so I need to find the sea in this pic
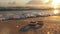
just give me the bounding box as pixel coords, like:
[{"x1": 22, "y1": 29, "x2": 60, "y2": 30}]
[{"x1": 0, "y1": 9, "x2": 60, "y2": 20}]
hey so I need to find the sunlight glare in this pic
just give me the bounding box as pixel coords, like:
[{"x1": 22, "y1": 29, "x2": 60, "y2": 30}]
[
  {"x1": 52, "y1": 0, "x2": 60, "y2": 4},
  {"x1": 54, "y1": 10, "x2": 59, "y2": 14},
  {"x1": 52, "y1": 0, "x2": 60, "y2": 8}
]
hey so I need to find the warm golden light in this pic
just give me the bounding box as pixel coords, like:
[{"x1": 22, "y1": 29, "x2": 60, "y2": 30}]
[
  {"x1": 41, "y1": 0, "x2": 49, "y2": 3},
  {"x1": 47, "y1": 32, "x2": 50, "y2": 34},
  {"x1": 44, "y1": 0, "x2": 49, "y2": 3},
  {"x1": 52, "y1": 0, "x2": 60, "y2": 8},
  {"x1": 52, "y1": 0, "x2": 60, "y2": 5},
  {"x1": 54, "y1": 10, "x2": 59, "y2": 14}
]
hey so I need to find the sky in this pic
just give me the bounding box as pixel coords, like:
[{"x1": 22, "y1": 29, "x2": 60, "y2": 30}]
[
  {"x1": 0, "y1": 0, "x2": 31, "y2": 7},
  {"x1": 0, "y1": 0, "x2": 31, "y2": 3},
  {"x1": 0, "y1": 0, "x2": 56, "y2": 7}
]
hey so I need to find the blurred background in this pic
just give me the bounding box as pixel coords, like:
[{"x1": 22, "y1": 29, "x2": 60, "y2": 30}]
[
  {"x1": 0, "y1": 0, "x2": 60, "y2": 8},
  {"x1": 0, "y1": 0, "x2": 60, "y2": 34}
]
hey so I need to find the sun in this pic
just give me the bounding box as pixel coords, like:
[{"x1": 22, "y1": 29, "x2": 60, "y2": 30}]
[{"x1": 53, "y1": 10, "x2": 59, "y2": 14}]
